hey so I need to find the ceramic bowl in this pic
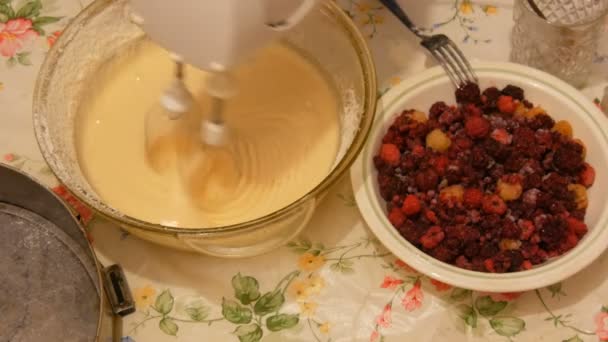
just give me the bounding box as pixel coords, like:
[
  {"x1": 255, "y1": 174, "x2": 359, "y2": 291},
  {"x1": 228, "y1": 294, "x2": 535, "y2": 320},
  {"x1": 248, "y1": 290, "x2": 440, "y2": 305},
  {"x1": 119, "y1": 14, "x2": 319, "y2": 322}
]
[{"x1": 351, "y1": 62, "x2": 608, "y2": 292}]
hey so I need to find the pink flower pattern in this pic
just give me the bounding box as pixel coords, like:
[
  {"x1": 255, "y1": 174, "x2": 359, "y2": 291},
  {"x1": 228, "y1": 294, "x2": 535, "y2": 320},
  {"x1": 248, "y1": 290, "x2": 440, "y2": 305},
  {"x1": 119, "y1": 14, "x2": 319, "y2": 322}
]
[
  {"x1": 490, "y1": 292, "x2": 523, "y2": 302},
  {"x1": 401, "y1": 280, "x2": 423, "y2": 312},
  {"x1": 380, "y1": 275, "x2": 404, "y2": 289},
  {"x1": 0, "y1": 19, "x2": 39, "y2": 57},
  {"x1": 430, "y1": 278, "x2": 451, "y2": 292},
  {"x1": 3, "y1": 153, "x2": 15, "y2": 162},
  {"x1": 596, "y1": 311, "x2": 608, "y2": 341},
  {"x1": 376, "y1": 304, "x2": 392, "y2": 328},
  {"x1": 369, "y1": 330, "x2": 380, "y2": 342}
]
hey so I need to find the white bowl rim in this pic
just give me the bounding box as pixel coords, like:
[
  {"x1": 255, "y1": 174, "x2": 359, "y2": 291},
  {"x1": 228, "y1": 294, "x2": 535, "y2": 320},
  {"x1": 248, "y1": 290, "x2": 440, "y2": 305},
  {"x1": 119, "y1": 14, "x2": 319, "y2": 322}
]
[{"x1": 351, "y1": 61, "x2": 608, "y2": 292}]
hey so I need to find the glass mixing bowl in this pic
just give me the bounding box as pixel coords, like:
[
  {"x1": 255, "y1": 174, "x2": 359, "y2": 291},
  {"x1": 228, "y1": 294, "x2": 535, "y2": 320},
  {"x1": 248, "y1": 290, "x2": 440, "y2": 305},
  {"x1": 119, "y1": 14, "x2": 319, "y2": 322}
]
[{"x1": 33, "y1": 0, "x2": 376, "y2": 257}]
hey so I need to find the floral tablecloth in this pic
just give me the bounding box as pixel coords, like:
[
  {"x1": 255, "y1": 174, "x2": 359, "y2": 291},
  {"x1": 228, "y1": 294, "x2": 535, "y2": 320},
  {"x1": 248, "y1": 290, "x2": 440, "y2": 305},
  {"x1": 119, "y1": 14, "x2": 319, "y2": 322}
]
[{"x1": 2, "y1": 0, "x2": 608, "y2": 341}]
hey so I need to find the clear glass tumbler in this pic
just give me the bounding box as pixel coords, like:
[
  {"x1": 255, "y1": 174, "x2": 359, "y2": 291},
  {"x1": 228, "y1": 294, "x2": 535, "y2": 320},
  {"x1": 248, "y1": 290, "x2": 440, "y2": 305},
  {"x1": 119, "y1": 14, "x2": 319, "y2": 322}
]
[{"x1": 511, "y1": 0, "x2": 608, "y2": 88}]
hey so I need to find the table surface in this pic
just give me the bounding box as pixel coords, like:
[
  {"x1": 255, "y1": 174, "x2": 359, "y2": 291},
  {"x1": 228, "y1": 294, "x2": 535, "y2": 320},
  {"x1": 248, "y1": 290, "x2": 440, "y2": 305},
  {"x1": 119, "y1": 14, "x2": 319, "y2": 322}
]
[{"x1": 2, "y1": 0, "x2": 608, "y2": 341}]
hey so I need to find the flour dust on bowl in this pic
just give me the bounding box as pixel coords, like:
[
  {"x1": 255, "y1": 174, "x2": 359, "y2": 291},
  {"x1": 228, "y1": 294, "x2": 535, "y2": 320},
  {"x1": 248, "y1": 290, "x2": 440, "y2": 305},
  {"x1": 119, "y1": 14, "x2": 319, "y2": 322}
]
[
  {"x1": 0, "y1": 165, "x2": 115, "y2": 342},
  {"x1": 351, "y1": 62, "x2": 608, "y2": 292},
  {"x1": 33, "y1": 0, "x2": 376, "y2": 257}
]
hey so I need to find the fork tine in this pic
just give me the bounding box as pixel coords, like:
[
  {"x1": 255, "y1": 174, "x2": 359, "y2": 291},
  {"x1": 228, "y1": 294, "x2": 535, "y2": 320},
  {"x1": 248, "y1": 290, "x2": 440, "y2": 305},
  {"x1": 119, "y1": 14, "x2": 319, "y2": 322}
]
[
  {"x1": 428, "y1": 49, "x2": 460, "y2": 88},
  {"x1": 435, "y1": 46, "x2": 468, "y2": 86},
  {"x1": 446, "y1": 39, "x2": 478, "y2": 83}
]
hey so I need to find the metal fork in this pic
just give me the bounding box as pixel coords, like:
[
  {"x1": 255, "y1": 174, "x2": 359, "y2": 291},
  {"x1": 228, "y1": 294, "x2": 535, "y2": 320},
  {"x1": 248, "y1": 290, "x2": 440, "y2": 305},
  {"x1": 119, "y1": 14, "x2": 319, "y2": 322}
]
[{"x1": 380, "y1": 0, "x2": 478, "y2": 88}]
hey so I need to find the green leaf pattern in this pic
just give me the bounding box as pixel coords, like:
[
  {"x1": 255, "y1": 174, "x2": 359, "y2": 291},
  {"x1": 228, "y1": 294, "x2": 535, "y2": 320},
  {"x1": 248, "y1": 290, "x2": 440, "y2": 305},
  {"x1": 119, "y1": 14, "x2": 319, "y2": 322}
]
[
  {"x1": 475, "y1": 296, "x2": 507, "y2": 317},
  {"x1": 234, "y1": 324, "x2": 263, "y2": 342},
  {"x1": 266, "y1": 314, "x2": 299, "y2": 332},
  {"x1": 489, "y1": 317, "x2": 526, "y2": 337},
  {"x1": 159, "y1": 317, "x2": 178, "y2": 336},
  {"x1": 253, "y1": 290, "x2": 285, "y2": 316},
  {"x1": 154, "y1": 290, "x2": 174, "y2": 315},
  {"x1": 222, "y1": 298, "x2": 253, "y2": 324},
  {"x1": 232, "y1": 273, "x2": 261, "y2": 305}
]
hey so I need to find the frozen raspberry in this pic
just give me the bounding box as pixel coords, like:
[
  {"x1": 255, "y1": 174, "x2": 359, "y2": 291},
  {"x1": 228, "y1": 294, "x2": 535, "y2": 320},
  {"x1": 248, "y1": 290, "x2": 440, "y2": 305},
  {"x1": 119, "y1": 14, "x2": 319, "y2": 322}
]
[
  {"x1": 491, "y1": 128, "x2": 512, "y2": 145},
  {"x1": 521, "y1": 260, "x2": 533, "y2": 270},
  {"x1": 518, "y1": 219, "x2": 535, "y2": 240},
  {"x1": 388, "y1": 207, "x2": 406, "y2": 227},
  {"x1": 566, "y1": 217, "x2": 587, "y2": 236},
  {"x1": 553, "y1": 141, "x2": 584, "y2": 173},
  {"x1": 560, "y1": 232, "x2": 579, "y2": 252},
  {"x1": 420, "y1": 226, "x2": 445, "y2": 249},
  {"x1": 482, "y1": 194, "x2": 507, "y2": 215},
  {"x1": 415, "y1": 169, "x2": 439, "y2": 191},
  {"x1": 497, "y1": 95, "x2": 516, "y2": 114},
  {"x1": 463, "y1": 188, "x2": 483, "y2": 208},
  {"x1": 484, "y1": 259, "x2": 496, "y2": 273},
  {"x1": 402, "y1": 194, "x2": 422, "y2": 216},
  {"x1": 410, "y1": 145, "x2": 424, "y2": 158},
  {"x1": 579, "y1": 163, "x2": 595, "y2": 187},
  {"x1": 539, "y1": 216, "x2": 567, "y2": 250},
  {"x1": 481, "y1": 87, "x2": 501, "y2": 112},
  {"x1": 528, "y1": 114, "x2": 555, "y2": 130},
  {"x1": 535, "y1": 129, "x2": 553, "y2": 146},
  {"x1": 379, "y1": 143, "x2": 401, "y2": 166},
  {"x1": 429, "y1": 101, "x2": 449, "y2": 120},
  {"x1": 425, "y1": 210, "x2": 439, "y2": 224},
  {"x1": 465, "y1": 116, "x2": 490, "y2": 138},
  {"x1": 455, "y1": 82, "x2": 481, "y2": 104},
  {"x1": 464, "y1": 103, "x2": 482, "y2": 117},
  {"x1": 501, "y1": 85, "x2": 525, "y2": 101},
  {"x1": 431, "y1": 155, "x2": 449, "y2": 176}
]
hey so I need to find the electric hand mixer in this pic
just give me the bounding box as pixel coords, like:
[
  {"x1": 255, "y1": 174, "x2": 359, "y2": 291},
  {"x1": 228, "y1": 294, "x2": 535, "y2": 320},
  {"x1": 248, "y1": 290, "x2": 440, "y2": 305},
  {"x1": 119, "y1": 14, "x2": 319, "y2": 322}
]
[{"x1": 129, "y1": 0, "x2": 318, "y2": 180}]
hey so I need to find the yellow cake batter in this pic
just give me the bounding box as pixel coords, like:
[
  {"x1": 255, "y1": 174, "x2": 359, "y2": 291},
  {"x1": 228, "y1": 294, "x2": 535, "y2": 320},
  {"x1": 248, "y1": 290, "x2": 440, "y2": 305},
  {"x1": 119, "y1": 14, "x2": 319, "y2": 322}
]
[{"x1": 75, "y1": 40, "x2": 340, "y2": 228}]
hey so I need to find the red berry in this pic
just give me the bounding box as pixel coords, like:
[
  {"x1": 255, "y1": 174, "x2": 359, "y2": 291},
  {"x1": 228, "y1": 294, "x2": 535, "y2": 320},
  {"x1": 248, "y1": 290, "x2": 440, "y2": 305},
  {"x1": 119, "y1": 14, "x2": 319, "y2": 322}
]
[
  {"x1": 566, "y1": 217, "x2": 587, "y2": 236},
  {"x1": 388, "y1": 207, "x2": 406, "y2": 227},
  {"x1": 518, "y1": 219, "x2": 535, "y2": 240},
  {"x1": 431, "y1": 155, "x2": 449, "y2": 176},
  {"x1": 412, "y1": 144, "x2": 425, "y2": 157},
  {"x1": 465, "y1": 116, "x2": 490, "y2": 138},
  {"x1": 464, "y1": 103, "x2": 482, "y2": 117},
  {"x1": 497, "y1": 95, "x2": 516, "y2": 114},
  {"x1": 579, "y1": 163, "x2": 595, "y2": 187},
  {"x1": 379, "y1": 143, "x2": 400, "y2": 166},
  {"x1": 562, "y1": 232, "x2": 579, "y2": 251},
  {"x1": 402, "y1": 194, "x2": 422, "y2": 216},
  {"x1": 484, "y1": 258, "x2": 496, "y2": 273},
  {"x1": 420, "y1": 226, "x2": 445, "y2": 249},
  {"x1": 482, "y1": 194, "x2": 507, "y2": 215},
  {"x1": 463, "y1": 188, "x2": 483, "y2": 208},
  {"x1": 425, "y1": 210, "x2": 439, "y2": 224},
  {"x1": 522, "y1": 260, "x2": 533, "y2": 270},
  {"x1": 491, "y1": 128, "x2": 512, "y2": 145}
]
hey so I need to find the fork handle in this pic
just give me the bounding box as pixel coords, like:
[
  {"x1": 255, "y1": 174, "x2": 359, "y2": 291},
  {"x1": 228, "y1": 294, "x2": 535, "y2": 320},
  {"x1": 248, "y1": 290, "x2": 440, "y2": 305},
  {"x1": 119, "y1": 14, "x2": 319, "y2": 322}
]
[{"x1": 379, "y1": 0, "x2": 426, "y2": 38}]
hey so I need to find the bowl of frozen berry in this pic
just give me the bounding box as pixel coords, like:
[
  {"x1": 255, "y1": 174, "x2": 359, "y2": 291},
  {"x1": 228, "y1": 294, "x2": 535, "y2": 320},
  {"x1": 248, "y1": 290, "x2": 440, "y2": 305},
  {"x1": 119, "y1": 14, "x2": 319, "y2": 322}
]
[{"x1": 351, "y1": 62, "x2": 608, "y2": 292}]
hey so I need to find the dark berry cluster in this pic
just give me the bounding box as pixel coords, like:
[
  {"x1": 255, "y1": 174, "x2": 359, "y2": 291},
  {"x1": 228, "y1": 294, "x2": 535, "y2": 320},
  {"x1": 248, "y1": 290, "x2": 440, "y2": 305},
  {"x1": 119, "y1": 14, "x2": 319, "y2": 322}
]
[{"x1": 374, "y1": 83, "x2": 595, "y2": 273}]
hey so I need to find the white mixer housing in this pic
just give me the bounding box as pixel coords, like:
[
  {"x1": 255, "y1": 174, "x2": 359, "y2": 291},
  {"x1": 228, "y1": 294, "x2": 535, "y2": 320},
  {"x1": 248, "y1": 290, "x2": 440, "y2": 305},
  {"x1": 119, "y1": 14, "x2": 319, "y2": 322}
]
[{"x1": 129, "y1": 0, "x2": 318, "y2": 72}]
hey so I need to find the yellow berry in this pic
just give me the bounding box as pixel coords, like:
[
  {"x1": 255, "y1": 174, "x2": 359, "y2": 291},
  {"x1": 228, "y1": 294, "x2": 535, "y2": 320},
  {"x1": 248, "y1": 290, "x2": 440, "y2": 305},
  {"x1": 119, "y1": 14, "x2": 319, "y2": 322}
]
[
  {"x1": 409, "y1": 110, "x2": 427, "y2": 123},
  {"x1": 573, "y1": 138, "x2": 587, "y2": 159},
  {"x1": 552, "y1": 120, "x2": 573, "y2": 138},
  {"x1": 426, "y1": 128, "x2": 451, "y2": 152},
  {"x1": 500, "y1": 239, "x2": 522, "y2": 251},
  {"x1": 440, "y1": 185, "x2": 464, "y2": 203},
  {"x1": 514, "y1": 102, "x2": 528, "y2": 117},
  {"x1": 497, "y1": 179, "x2": 523, "y2": 201},
  {"x1": 568, "y1": 184, "x2": 588, "y2": 209},
  {"x1": 524, "y1": 106, "x2": 546, "y2": 118}
]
